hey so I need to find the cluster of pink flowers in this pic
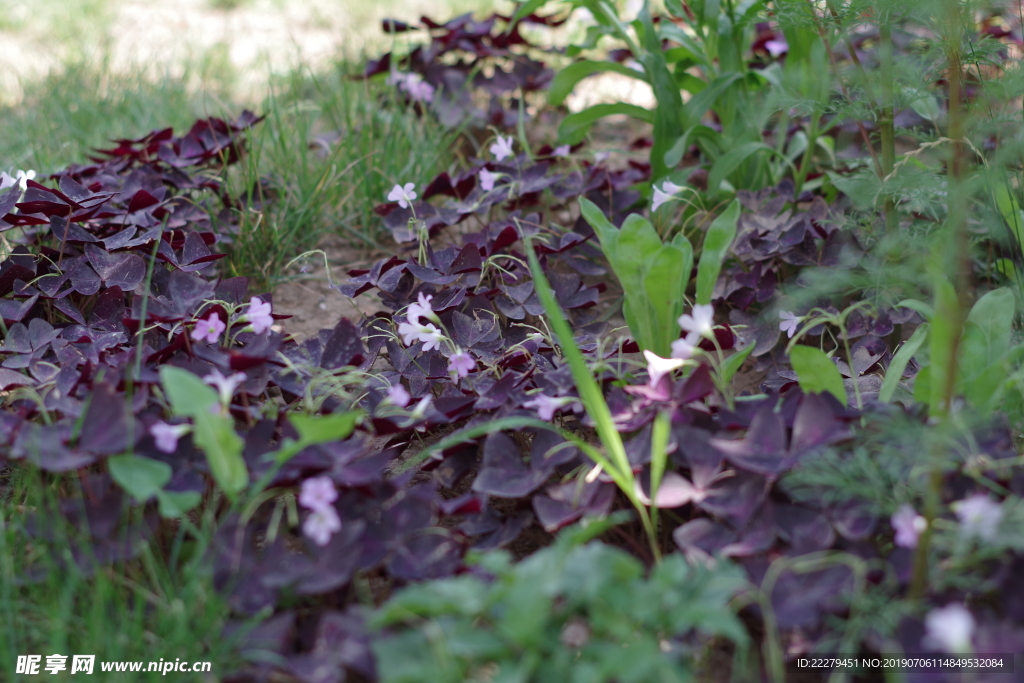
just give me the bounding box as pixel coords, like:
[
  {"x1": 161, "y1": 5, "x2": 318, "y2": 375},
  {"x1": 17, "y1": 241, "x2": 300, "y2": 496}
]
[
  {"x1": 397, "y1": 292, "x2": 445, "y2": 350},
  {"x1": 299, "y1": 476, "x2": 342, "y2": 546},
  {"x1": 395, "y1": 292, "x2": 475, "y2": 379},
  {"x1": 190, "y1": 297, "x2": 274, "y2": 345},
  {"x1": 890, "y1": 494, "x2": 1003, "y2": 549}
]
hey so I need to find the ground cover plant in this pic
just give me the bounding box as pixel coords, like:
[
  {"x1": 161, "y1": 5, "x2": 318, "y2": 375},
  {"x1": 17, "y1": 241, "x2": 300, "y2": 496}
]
[{"x1": 2, "y1": 0, "x2": 1024, "y2": 681}]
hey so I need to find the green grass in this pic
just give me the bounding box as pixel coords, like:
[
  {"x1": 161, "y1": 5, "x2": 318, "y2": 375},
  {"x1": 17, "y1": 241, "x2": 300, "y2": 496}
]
[
  {"x1": 0, "y1": 49, "x2": 461, "y2": 291},
  {"x1": 0, "y1": 469, "x2": 236, "y2": 681},
  {"x1": 220, "y1": 62, "x2": 461, "y2": 289},
  {"x1": 0, "y1": 52, "x2": 239, "y2": 174}
]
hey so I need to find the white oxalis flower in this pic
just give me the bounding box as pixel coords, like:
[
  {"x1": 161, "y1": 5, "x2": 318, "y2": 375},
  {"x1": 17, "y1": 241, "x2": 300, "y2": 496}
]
[
  {"x1": 924, "y1": 604, "x2": 975, "y2": 654},
  {"x1": 387, "y1": 182, "x2": 418, "y2": 209},
  {"x1": 303, "y1": 506, "x2": 342, "y2": 546},
  {"x1": 643, "y1": 350, "x2": 684, "y2": 386},
  {"x1": 678, "y1": 304, "x2": 716, "y2": 340},
  {"x1": 779, "y1": 310, "x2": 802, "y2": 339},
  {"x1": 203, "y1": 368, "x2": 247, "y2": 407},
  {"x1": 953, "y1": 494, "x2": 1003, "y2": 542}
]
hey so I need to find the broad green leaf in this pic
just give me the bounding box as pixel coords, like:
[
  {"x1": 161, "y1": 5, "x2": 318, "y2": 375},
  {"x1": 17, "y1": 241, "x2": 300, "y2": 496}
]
[
  {"x1": 289, "y1": 412, "x2": 360, "y2": 445},
  {"x1": 908, "y1": 92, "x2": 941, "y2": 124},
  {"x1": 879, "y1": 324, "x2": 928, "y2": 403},
  {"x1": 642, "y1": 244, "x2": 691, "y2": 355},
  {"x1": 558, "y1": 103, "x2": 653, "y2": 146},
  {"x1": 720, "y1": 342, "x2": 755, "y2": 386},
  {"x1": 965, "y1": 287, "x2": 1015, "y2": 363},
  {"x1": 579, "y1": 197, "x2": 618, "y2": 248},
  {"x1": 156, "y1": 490, "x2": 202, "y2": 519},
  {"x1": 789, "y1": 346, "x2": 846, "y2": 406},
  {"x1": 707, "y1": 142, "x2": 770, "y2": 196},
  {"x1": 662, "y1": 129, "x2": 691, "y2": 168},
  {"x1": 160, "y1": 366, "x2": 218, "y2": 417},
  {"x1": 548, "y1": 60, "x2": 648, "y2": 106},
  {"x1": 109, "y1": 454, "x2": 172, "y2": 502},
  {"x1": 193, "y1": 409, "x2": 247, "y2": 497},
  {"x1": 695, "y1": 199, "x2": 740, "y2": 304},
  {"x1": 827, "y1": 169, "x2": 879, "y2": 210},
  {"x1": 160, "y1": 365, "x2": 247, "y2": 497}
]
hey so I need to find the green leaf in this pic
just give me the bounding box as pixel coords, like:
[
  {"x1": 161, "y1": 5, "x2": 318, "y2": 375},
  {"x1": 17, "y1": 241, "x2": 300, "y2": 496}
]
[
  {"x1": 160, "y1": 366, "x2": 247, "y2": 497},
  {"x1": 109, "y1": 454, "x2": 172, "y2": 502},
  {"x1": 289, "y1": 412, "x2": 360, "y2": 445},
  {"x1": 895, "y1": 298, "x2": 935, "y2": 322},
  {"x1": 579, "y1": 197, "x2": 619, "y2": 251},
  {"x1": 160, "y1": 366, "x2": 218, "y2": 417},
  {"x1": 192, "y1": 409, "x2": 247, "y2": 497},
  {"x1": 156, "y1": 490, "x2": 202, "y2": 518},
  {"x1": 908, "y1": 93, "x2": 941, "y2": 124},
  {"x1": 641, "y1": 244, "x2": 691, "y2": 355},
  {"x1": 682, "y1": 72, "x2": 744, "y2": 130},
  {"x1": 695, "y1": 199, "x2": 740, "y2": 303},
  {"x1": 707, "y1": 142, "x2": 771, "y2": 197},
  {"x1": 878, "y1": 324, "x2": 928, "y2": 403},
  {"x1": 558, "y1": 103, "x2": 653, "y2": 146},
  {"x1": 509, "y1": 0, "x2": 552, "y2": 30},
  {"x1": 827, "y1": 169, "x2": 879, "y2": 210},
  {"x1": 720, "y1": 341, "x2": 755, "y2": 387},
  {"x1": 789, "y1": 345, "x2": 847, "y2": 406},
  {"x1": 548, "y1": 60, "x2": 648, "y2": 106},
  {"x1": 965, "y1": 287, "x2": 1015, "y2": 363}
]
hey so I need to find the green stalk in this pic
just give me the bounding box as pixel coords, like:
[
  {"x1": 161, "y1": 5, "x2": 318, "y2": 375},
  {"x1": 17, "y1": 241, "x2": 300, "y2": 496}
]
[
  {"x1": 793, "y1": 114, "x2": 820, "y2": 201},
  {"x1": 524, "y1": 231, "x2": 659, "y2": 559},
  {"x1": 909, "y1": 0, "x2": 970, "y2": 602},
  {"x1": 879, "y1": 13, "x2": 897, "y2": 233}
]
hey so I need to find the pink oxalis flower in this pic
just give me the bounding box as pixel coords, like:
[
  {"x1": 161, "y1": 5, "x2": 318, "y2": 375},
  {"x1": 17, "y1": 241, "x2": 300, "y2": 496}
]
[
  {"x1": 150, "y1": 421, "x2": 190, "y2": 454},
  {"x1": 489, "y1": 135, "x2": 514, "y2": 161},
  {"x1": 246, "y1": 297, "x2": 274, "y2": 334},
  {"x1": 523, "y1": 394, "x2": 573, "y2": 421},
  {"x1": 303, "y1": 506, "x2": 342, "y2": 546},
  {"x1": 385, "y1": 384, "x2": 410, "y2": 408},
  {"x1": 448, "y1": 351, "x2": 475, "y2": 378},
  {"x1": 192, "y1": 312, "x2": 226, "y2": 344},
  {"x1": 890, "y1": 504, "x2": 926, "y2": 548},
  {"x1": 299, "y1": 476, "x2": 338, "y2": 511},
  {"x1": 299, "y1": 476, "x2": 342, "y2": 546},
  {"x1": 479, "y1": 167, "x2": 497, "y2": 192}
]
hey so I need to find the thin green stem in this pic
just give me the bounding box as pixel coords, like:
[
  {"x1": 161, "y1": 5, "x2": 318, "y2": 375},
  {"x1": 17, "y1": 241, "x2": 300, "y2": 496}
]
[{"x1": 879, "y1": 15, "x2": 898, "y2": 233}]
